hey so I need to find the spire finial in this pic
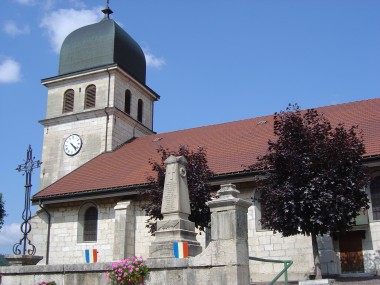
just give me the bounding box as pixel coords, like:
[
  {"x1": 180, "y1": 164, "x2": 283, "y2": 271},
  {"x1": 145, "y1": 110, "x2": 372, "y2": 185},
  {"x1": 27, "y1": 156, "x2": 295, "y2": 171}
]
[{"x1": 102, "y1": 0, "x2": 113, "y2": 19}]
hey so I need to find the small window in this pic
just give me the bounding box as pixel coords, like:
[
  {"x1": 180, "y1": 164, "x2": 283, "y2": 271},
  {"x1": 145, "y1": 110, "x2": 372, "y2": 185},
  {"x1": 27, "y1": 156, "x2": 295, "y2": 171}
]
[
  {"x1": 137, "y1": 99, "x2": 143, "y2": 122},
  {"x1": 78, "y1": 203, "x2": 98, "y2": 243},
  {"x1": 371, "y1": 177, "x2": 380, "y2": 220},
  {"x1": 84, "y1": 85, "x2": 96, "y2": 109},
  {"x1": 125, "y1": 90, "x2": 131, "y2": 114},
  {"x1": 63, "y1": 89, "x2": 74, "y2": 113},
  {"x1": 84, "y1": 207, "x2": 98, "y2": 241}
]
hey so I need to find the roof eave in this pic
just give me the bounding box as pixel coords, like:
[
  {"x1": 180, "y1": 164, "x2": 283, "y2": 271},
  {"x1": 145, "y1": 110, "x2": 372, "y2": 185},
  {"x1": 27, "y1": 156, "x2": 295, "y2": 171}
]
[
  {"x1": 32, "y1": 155, "x2": 380, "y2": 205},
  {"x1": 32, "y1": 183, "x2": 151, "y2": 205}
]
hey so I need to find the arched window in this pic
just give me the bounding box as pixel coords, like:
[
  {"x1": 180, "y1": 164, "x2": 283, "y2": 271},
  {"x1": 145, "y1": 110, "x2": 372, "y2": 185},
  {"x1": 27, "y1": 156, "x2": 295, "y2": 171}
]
[
  {"x1": 124, "y1": 89, "x2": 131, "y2": 114},
  {"x1": 84, "y1": 84, "x2": 96, "y2": 109},
  {"x1": 62, "y1": 89, "x2": 74, "y2": 113},
  {"x1": 371, "y1": 177, "x2": 380, "y2": 220},
  {"x1": 137, "y1": 99, "x2": 143, "y2": 122},
  {"x1": 78, "y1": 203, "x2": 98, "y2": 242},
  {"x1": 84, "y1": 207, "x2": 98, "y2": 241}
]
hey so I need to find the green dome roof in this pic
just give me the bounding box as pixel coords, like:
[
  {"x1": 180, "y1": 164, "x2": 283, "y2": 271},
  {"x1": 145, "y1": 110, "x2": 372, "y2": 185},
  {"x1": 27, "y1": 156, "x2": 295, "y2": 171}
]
[{"x1": 58, "y1": 18, "x2": 146, "y2": 84}]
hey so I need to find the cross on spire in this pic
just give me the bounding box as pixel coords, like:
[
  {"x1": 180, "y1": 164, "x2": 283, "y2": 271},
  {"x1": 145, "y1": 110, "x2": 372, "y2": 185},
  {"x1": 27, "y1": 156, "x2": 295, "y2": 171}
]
[{"x1": 102, "y1": 0, "x2": 113, "y2": 19}]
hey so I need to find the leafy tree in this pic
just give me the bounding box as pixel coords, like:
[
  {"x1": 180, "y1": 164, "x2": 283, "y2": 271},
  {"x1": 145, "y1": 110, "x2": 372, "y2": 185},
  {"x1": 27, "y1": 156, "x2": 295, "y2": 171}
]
[
  {"x1": 0, "y1": 193, "x2": 6, "y2": 231},
  {"x1": 249, "y1": 104, "x2": 369, "y2": 279},
  {"x1": 143, "y1": 145, "x2": 214, "y2": 235}
]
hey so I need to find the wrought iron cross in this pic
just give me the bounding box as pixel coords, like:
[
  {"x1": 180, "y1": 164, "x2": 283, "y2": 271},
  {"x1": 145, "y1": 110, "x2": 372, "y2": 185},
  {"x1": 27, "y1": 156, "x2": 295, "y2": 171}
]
[{"x1": 13, "y1": 145, "x2": 42, "y2": 256}]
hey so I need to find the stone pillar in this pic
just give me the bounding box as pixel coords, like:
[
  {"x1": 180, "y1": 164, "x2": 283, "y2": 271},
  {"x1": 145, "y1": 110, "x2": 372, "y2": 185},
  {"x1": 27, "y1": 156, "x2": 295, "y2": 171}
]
[
  {"x1": 191, "y1": 184, "x2": 252, "y2": 285},
  {"x1": 113, "y1": 201, "x2": 135, "y2": 261},
  {"x1": 149, "y1": 155, "x2": 202, "y2": 258}
]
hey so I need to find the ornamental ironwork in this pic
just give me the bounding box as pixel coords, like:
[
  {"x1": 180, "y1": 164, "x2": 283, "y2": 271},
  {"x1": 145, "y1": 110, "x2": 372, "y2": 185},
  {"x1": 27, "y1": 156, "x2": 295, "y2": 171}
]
[{"x1": 13, "y1": 145, "x2": 42, "y2": 256}]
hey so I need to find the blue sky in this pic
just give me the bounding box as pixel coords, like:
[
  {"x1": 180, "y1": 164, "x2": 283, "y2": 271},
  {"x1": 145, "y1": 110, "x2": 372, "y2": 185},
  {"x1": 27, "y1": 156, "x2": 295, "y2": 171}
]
[{"x1": 0, "y1": 0, "x2": 379, "y2": 254}]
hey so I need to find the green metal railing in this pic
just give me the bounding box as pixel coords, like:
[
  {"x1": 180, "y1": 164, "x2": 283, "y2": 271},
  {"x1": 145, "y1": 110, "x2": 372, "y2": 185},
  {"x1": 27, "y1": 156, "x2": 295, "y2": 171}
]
[{"x1": 249, "y1": 256, "x2": 293, "y2": 285}]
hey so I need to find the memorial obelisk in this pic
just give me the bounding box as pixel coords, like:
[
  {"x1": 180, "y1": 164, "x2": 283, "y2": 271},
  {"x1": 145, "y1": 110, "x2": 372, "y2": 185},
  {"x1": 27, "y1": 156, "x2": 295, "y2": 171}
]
[{"x1": 149, "y1": 155, "x2": 202, "y2": 258}]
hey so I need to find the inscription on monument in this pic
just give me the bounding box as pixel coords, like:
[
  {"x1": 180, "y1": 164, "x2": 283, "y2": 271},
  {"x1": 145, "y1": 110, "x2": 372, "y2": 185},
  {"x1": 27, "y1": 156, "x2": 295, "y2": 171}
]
[
  {"x1": 162, "y1": 182, "x2": 177, "y2": 212},
  {"x1": 160, "y1": 156, "x2": 191, "y2": 216},
  {"x1": 162, "y1": 163, "x2": 178, "y2": 213}
]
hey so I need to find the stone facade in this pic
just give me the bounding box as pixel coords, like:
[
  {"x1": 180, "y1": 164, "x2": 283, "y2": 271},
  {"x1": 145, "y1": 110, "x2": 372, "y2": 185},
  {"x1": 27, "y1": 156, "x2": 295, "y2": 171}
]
[
  {"x1": 40, "y1": 67, "x2": 157, "y2": 188},
  {"x1": 31, "y1": 198, "x2": 162, "y2": 266},
  {"x1": 7, "y1": 178, "x2": 380, "y2": 283},
  {"x1": 32, "y1": 199, "x2": 117, "y2": 264},
  {"x1": 2, "y1": 183, "x2": 251, "y2": 285},
  {"x1": 0, "y1": 263, "x2": 110, "y2": 285},
  {"x1": 28, "y1": 184, "x2": 317, "y2": 282}
]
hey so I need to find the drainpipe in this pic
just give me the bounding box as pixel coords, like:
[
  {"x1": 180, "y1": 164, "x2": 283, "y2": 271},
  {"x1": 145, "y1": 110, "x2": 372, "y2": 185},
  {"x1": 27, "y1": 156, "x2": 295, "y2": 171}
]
[
  {"x1": 151, "y1": 100, "x2": 154, "y2": 132},
  {"x1": 104, "y1": 68, "x2": 111, "y2": 152},
  {"x1": 39, "y1": 200, "x2": 51, "y2": 265}
]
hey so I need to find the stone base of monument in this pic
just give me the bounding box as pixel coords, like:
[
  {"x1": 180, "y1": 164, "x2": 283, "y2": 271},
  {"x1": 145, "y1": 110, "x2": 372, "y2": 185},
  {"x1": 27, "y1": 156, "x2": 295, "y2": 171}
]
[
  {"x1": 149, "y1": 218, "x2": 202, "y2": 258},
  {"x1": 149, "y1": 240, "x2": 202, "y2": 258},
  {"x1": 5, "y1": 255, "x2": 43, "y2": 266}
]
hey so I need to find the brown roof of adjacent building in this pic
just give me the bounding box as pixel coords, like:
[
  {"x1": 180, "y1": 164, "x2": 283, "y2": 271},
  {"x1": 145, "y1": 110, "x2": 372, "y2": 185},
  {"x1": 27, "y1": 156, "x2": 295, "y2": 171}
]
[{"x1": 33, "y1": 98, "x2": 380, "y2": 200}]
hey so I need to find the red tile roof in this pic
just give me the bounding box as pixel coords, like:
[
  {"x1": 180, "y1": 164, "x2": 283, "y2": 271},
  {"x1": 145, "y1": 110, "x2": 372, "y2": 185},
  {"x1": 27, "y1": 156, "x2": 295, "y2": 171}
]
[{"x1": 33, "y1": 98, "x2": 380, "y2": 200}]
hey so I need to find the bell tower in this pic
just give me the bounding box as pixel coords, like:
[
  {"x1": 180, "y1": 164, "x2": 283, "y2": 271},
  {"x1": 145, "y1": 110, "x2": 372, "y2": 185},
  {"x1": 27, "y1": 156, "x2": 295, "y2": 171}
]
[{"x1": 39, "y1": 2, "x2": 159, "y2": 189}]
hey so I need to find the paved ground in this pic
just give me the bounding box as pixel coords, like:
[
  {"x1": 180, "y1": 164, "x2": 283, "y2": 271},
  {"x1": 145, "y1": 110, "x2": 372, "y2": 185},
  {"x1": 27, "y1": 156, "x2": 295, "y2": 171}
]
[
  {"x1": 251, "y1": 276, "x2": 380, "y2": 285},
  {"x1": 335, "y1": 276, "x2": 380, "y2": 284}
]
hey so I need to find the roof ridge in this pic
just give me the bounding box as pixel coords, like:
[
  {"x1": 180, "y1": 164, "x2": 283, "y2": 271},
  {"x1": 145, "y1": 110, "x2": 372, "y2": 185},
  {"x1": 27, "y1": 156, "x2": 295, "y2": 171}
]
[{"x1": 151, "y1": 97, "x2": 380, "y2": 137}]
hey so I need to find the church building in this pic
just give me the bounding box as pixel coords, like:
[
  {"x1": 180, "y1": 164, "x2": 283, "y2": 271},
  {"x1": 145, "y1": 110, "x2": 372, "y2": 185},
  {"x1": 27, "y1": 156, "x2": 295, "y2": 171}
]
[{"x1": 30, "y1": 3, "x2": 380, "y2": 282}]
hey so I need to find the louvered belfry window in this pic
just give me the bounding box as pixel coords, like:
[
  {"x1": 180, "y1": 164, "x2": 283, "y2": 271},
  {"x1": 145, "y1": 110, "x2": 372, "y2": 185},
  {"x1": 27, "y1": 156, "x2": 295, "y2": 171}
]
[
  {"x1": 62, "y1": 89, "x2": 74, "y2": 113},
  {"x1": 137, "y1": 99, "x2": 143, "y2": 122},
  {"x1": 125, "y1": 89, "x2": 131, "y2": 114},
  {"x1": 371, "y1": 177, "x2": 380, "y2": 220},
  {"x1": 84, "y1": 84, "x2": 96, "y2": 109},
  {"x1": 83, "y1": 207, "x2": 98, "y2": 242}
]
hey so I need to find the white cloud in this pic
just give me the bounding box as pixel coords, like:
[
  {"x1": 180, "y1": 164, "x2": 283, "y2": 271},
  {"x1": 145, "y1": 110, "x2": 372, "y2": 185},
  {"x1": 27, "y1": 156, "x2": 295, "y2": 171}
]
[
  {"x1": 3, "y1": 21, "x2": 30, "y2": 37},
  {"x1": 0, "y1": 223, "x2": 22, "y2": 253},
  {"x1": 40, "y1": 8, "x2": 102, "y2": 53},
  {"x1": 68, "y1": 0, "x2": 87, "y2": 9},
  {"x1": 13, "y1": 0, "x2": 61, "y2": 8},
  {"x1": 0, "y1": 58, "x2": 21, "y2": 83},
  {"x1": 144, "y1": 50, "x2": 166, "y2": 69}
]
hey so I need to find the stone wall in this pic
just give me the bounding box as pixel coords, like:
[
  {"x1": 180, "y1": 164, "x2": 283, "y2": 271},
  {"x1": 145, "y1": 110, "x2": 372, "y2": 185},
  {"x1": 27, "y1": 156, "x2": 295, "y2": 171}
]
[
  {"x1": 0, "y1": 263, "x2": 110, "y2": 285},
  {"x1": 29, "y1": 186, "x2": 317, "y2": 282},
  {"x1": 30, "y1": 198, "x2": 167, "y2": 265},
  {"x1": 113, "y1": 72, "x2": 154, "y2": 131},
  {"x1": 31, "y1": 199, "x2": 118, "y2": 265},
  {"x1": 44, "y1": 72, "x2": 111, "y2": 119},
  {"x1": 40, "y1": 116, "x2": 108, "y2": 188},
  {"x1": 28, "y1": 182, "x2": 380, "y2": 282},
  {"x1": 40, "y1": 67, "x2": 156, "y2": 189},
  {"x1": 240, "y1": 187, "x2": 315, "y2": 281},
  {"x1": 362, "y1": 223, "x2": 380, "y2": 274},
  {"x1": 6, "y1": 181, "x2": 372, "y2": 284},
  {"x1": 358, "y1": 185, "x2": 380, "y2": 274}
]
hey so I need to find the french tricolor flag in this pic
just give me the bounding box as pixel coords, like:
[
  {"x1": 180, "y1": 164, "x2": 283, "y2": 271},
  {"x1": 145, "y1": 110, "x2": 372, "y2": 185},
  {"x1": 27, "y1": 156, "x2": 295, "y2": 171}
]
[
  {"x1": 173, "y1": 242, "x2": 189, "y2": 258},
  {"x1": 85, "y1": 249, "x2": 98, "y2": 263}
]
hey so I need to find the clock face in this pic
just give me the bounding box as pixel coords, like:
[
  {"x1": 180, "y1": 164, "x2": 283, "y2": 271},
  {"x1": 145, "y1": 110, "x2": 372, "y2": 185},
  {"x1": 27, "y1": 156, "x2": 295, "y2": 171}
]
[{"x1": 64, "y1": 134, "x2": 82, "y2": 156}]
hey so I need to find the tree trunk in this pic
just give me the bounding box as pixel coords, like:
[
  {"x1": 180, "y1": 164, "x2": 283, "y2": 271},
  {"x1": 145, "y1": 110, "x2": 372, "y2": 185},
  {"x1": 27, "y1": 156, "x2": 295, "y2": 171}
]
[{"x1": 311, "y1": 233, "x2": 322, "y2": 279}]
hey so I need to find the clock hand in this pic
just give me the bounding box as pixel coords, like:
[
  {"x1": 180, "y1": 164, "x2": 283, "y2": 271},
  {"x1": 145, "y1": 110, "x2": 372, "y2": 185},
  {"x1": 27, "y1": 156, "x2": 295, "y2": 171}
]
[{"x1": 70, "y1": 143, "x2": 77, "y2": 151}]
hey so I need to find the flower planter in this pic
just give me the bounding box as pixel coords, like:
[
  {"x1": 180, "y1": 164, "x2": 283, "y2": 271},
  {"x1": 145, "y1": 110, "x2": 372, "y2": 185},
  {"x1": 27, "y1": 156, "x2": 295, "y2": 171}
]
[
  {"x1": 107, "y1": 256, "x2": 148, "y2": 285},
  {"x1": 125, "y1": 276, "x2": 144, "y2": 285}
]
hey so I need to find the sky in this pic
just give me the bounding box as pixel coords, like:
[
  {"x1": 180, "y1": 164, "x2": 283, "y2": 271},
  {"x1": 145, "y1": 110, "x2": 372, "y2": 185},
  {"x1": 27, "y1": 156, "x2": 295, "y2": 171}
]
[{"x1": 0, "y1": 0, "x2": 379, "y2": 254}]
